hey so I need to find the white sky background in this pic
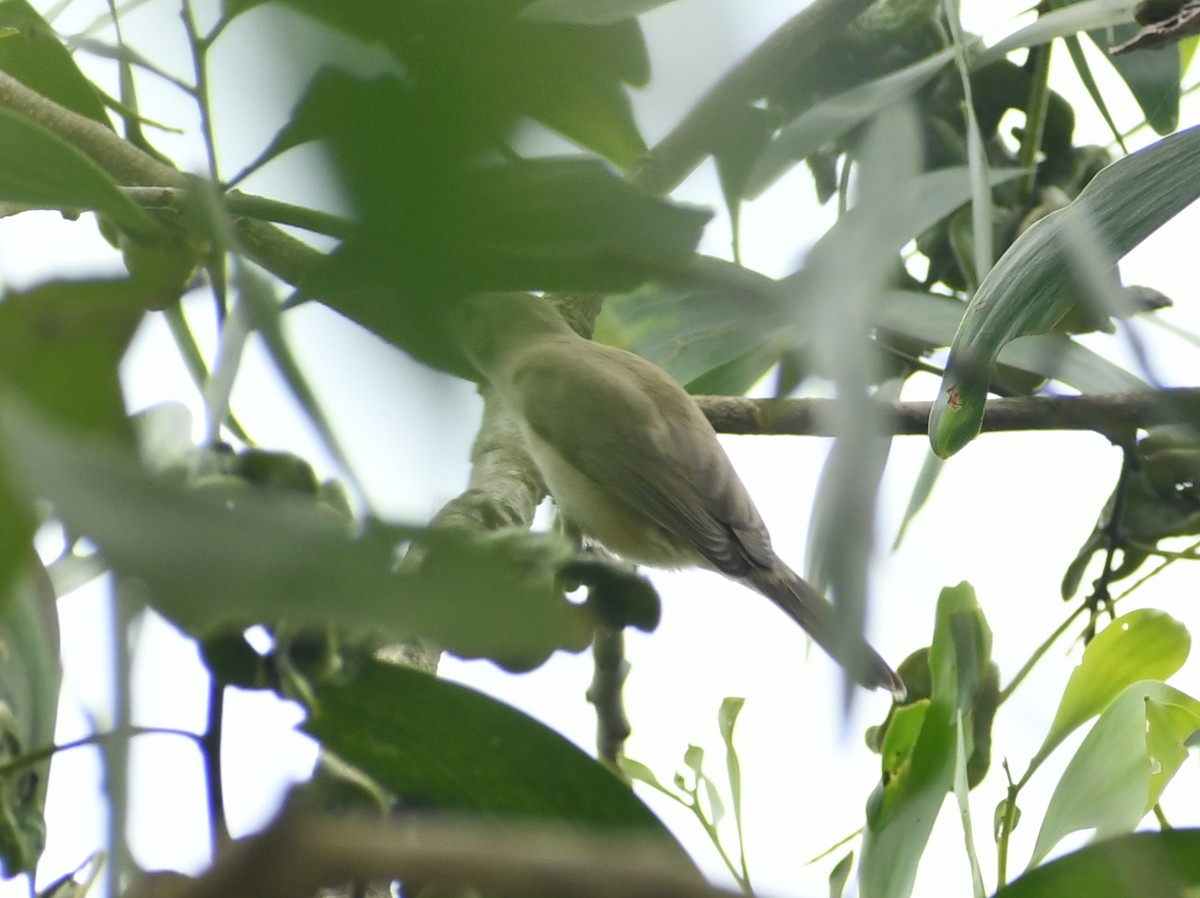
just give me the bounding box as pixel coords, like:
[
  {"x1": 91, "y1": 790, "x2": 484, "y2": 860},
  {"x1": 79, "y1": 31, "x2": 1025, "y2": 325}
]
[{"x1": 2, "y1": 1, "x2": 1200, "y2": 896}]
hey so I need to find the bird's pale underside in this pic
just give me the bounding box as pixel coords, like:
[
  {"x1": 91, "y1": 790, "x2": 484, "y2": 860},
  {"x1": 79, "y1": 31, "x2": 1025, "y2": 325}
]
[{"x1": 455, "y1": 293, "x2": 904, "y2": 698}]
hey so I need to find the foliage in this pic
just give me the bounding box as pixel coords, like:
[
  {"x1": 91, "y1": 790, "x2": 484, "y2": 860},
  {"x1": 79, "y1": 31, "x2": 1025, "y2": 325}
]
[{"x1": 0, "y1": 0, "x2": 1196, "y2": 896}]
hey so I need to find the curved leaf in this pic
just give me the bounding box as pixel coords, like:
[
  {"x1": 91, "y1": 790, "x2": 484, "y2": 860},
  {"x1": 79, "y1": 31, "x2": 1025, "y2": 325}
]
[
  {"x1": 996, "y1": 830, "x2": 1200, "y2": 897},
  {"x1": 860, "y1": 582, "x2": 993, "y2": 898},
  {"x1": 930, "y1": 122, "x2": 1200, "y2": 457},
  {"x1": 0, "y1": 105, "x2": 152, "y2": 233},
  {"x1": 745, "y1": 48, "x2": 955, "y2": 198},
  {"x1": 1029, "y1": 681, "x2": 1200, "y2": 867},
  {"x1": 1032, "y1": 609, "x2": 1190, "y2": 771},
  {"x1": 307, "y1": 658, "x2": 690, "y2": 847}
]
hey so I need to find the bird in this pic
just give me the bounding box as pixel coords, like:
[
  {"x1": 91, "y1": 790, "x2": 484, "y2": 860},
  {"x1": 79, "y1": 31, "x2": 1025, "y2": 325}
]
[{"x1": 452, "y1": 292, "x2": 904, "y2": 697}]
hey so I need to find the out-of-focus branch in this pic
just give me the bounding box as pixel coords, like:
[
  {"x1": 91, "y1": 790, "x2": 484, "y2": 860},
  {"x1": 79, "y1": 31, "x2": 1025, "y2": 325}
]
[
  {"x1": 626, "y1": 0, "x2": 879, "y2": 196},
  {"x1": 697, "y1": 388, "x2": 1200, "y2": 440},
  {"x1": 128, "y1": 813, "x2": 735, "y2": 898}
]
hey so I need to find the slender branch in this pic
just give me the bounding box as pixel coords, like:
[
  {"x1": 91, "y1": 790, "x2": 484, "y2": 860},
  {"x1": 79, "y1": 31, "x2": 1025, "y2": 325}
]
[
  {"x1": 123, "y1": 186, "x2": 352, "y2": 238},
  {"x1": 587, "y1": 625, "x2": 632, "y2": 768},
  {"x1": 626, "y1": 0, "x2": 878, "y2": 196},
  {"x1": 697, "y1": 387, "x2": 1200, "y2": 438}
]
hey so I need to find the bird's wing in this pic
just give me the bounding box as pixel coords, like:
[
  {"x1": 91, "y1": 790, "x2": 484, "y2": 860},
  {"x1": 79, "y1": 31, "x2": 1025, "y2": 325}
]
[{"x1": 510, "y1": 341, "x2": 775, "y2": 576}]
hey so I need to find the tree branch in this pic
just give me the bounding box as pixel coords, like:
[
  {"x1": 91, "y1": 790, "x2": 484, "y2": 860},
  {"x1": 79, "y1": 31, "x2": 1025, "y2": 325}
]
[
  {"x1": 697, "y1": 388, "x2": 1200, "y2": 440},
  {"x1": 0, "y1": 69, "x2": 322, "y2": 288},
  {"x1": 626, "y1": 0, "x2": 879, "y2": 196}
]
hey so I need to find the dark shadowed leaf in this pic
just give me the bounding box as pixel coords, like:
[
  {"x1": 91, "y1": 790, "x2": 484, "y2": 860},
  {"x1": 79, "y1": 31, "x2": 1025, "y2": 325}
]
[
  {"x1": 306, "y1": 659, "x2": 690, "y2": 853},
  {"x1": 995, "y1": 830, "x2": 1200, "y2": 898},
  {"x1": 0, "y1": 106, "x2": 153, "y2": 233},
  {"x1": 0, "y1": 0, "x2": 110, "y2": 126}
]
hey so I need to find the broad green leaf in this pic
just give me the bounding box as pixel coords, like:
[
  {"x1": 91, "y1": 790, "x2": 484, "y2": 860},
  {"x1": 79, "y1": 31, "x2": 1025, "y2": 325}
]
[
  {"x1": 745, "y1": 48, "x2": 955, "y2": 198},
  {"x1": 860, "y1": 582, "x2": 993, "y2": 898},
  {"x1": 930, "y1": 122, "x2": 1200, "y2": 457},
  {"x1": 0, "y1": 563, "x2": 60, "y2": 876},
  {"x1": 0, "y1": 404, "x2": 600, "y2": 670},
  {"x1": 0, "y1": 105, "x2": 153, "y2": 234},
  {"x1": 1029, "y1": 681, "x2": 1200, "y2": 866},
  {"x1": 0, "y1": 0, "x2": 109, "y2": 126},
  {"x1": 1032, "y1": 610, "x2": 1190, "y2": 771},
  {"x1": 519, "y1": 0, "x2": 682, "y2": 24},
  {"x1": 995, "y1": 830, "x2": 1200, "y2": 898},
  {"x1": 307, "y1": 659, "x2": 691, "y2": 852},
  {"x1": 229, "y1": 3, "x2": 647, "y2": 169}
]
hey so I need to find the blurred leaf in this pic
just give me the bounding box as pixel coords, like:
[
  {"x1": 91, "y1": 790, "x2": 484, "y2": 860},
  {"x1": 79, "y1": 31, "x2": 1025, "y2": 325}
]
[
  {"x1": 604, "y1": 257, "x2": 786, "y2": 392},
  {"x1": 0, "y1": 278, "x2": 142, "y2": 618},
  {"x1": 930, "y1": 122, "x2": 1200, "y2": 457},
  {"x1": 229, "y1": 1, "x2": 646, "y2": 166},
  {"x1": 829, "y1": 851, "x2": 854, "y2": 898},
  {"x1": 0, "y1": 563, "x2": 60, "y2": 876},
  {"x1": 1063, "y1": 430, "x2": 1200, "y2": 598},
  {"x1": 978, "y1": 0, "x2": 1140, "y2": 66},
  {"x1": 1086, "y1": 15, "x2": 1181, "y2": 134},
  {"x1": 520, "y1": 0, "x2": 681, "y2": 24},
  {"x1": 0, "y1": 0, "x2": 109, "y2": 126},
  {"x1": 0, "y1": 105, "x2": 154, "y2": 234},
  {"x1": 1029, "y1": 681, "x2": 1200, "y2": 866},
  {"x1": 0, "y1": 404, "x2": 598, "y2": 670},
  {"x1": 717, "y1": 696, "x2": 746, "y2": 869},
  {"x1": 307, "y1": 659, "x2": 690, "y2": 850},
  {"x1": 746, "y1": 48, "x2": 954, "y2": 198},
  {"x1": 303, "y1": 153, "x2": 710, "y2": 353},
  {"x1": 860, "y1": 582, "x2": 993, "y2": 898},
  {"x1": 1033, "y1": 609, "x2": 1190, "y2": 771},
  {"x1": 996, "y1": 830, "x2": 1200, "y2": 898}
]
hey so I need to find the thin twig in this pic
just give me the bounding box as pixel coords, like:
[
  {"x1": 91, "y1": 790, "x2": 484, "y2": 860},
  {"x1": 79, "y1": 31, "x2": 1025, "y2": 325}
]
[{"x1": 697, "y1": 388, "x2": 1200, "y2": 438}]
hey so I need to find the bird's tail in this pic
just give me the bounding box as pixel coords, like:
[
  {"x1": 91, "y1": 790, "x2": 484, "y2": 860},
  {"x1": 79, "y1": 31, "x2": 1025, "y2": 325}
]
[{"x1": 747, "y1": 565, "x2": 905, "y2": 699}]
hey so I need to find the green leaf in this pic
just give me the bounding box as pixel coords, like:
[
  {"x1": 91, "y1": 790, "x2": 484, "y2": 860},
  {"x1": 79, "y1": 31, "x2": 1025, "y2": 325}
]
[
  {"x1": 930, "y1": 122, "x2": 1200, "y2": 457},
  {"x1": 230, "y1": 3, "x2": 647, "y2": 168},
  {"x1": 977, "y1": 0, "x2": 1139, "y2": 66},
  {"x1": 995, "y1": 830, "x2": 1200, "y2": 898},
  {"x1": 745, "y1": 48, "x2": 955, "y2": 198},
  {"x1": 860, "y1": 582, "x2": 993, "y2": 898},
  {"x1": 1032, "y1": 610, "x2": 1191, "y2": 771},
  {"x1": 519, "y1": 0, "x2": 682, "y2": 25},
  {"x1": 604, "y1": 257, "x2": 786, "y2": 391},
  {"x1": 0, "y1": 0, "x2": 109, "y2": 126},
  {"x1": 1087, "y1": 15, "x2": 1181, "y2": 135},
  {"x1": 307, "y1": 659, "x2": 690, "y2": 850},
  {"x1": 0, "y1": 564, "x2": 60, "y2": 876},
  {"x1": 0, "y1": 278, "x2": 142, "y2": 620},
  {"x1": 1029, "y1": 681, "x2": 1200, "y2": 866},
  {"x1": 0, "y1": 105, "x2": 153, "y2": 233},
  {"x1": 0, "y1": 404, "x2": 597, "y2": 671}
]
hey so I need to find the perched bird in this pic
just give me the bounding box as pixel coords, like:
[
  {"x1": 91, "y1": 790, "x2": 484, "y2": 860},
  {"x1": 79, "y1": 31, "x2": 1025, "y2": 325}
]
[{"x1": 453, "y1": 292, "x2": 903, "y2": 697}]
